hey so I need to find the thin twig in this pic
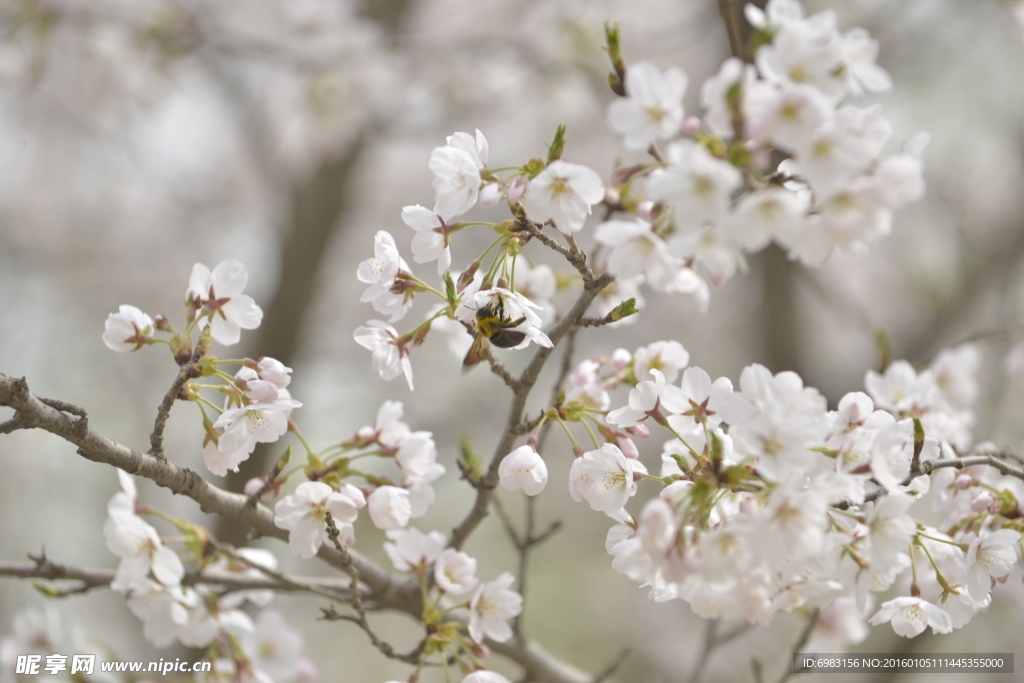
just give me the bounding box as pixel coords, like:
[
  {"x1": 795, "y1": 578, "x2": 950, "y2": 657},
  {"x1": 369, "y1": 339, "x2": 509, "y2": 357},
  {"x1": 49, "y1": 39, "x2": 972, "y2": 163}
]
[
  {"x1": 592, "y1": 649, "x2": 631, "y2": 683},
  {"x1": 323, "y1": 511, "x2": 411, "y2": 663},
  {"x1": 149, "y1": 366, "x2": 197, "y2": 459},
  {"x1": 775, "y1": 610, "x2": 820, "y2": 683}
]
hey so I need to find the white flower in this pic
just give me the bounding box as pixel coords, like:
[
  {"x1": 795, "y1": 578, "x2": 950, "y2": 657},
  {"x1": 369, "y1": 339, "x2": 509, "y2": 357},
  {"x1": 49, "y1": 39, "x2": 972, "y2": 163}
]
[
  {"x1": 511, "y1": 259, "x2": 557, "y2": 326},
  {"x1": 357, "y1": 231, "x2": 402, "y2": 302},
  {"x1": 430, "y1": 130, "x2": 488, "y2": 220},
  {"x1": 648, "y1": 140, "x2": 743, "y2": 229},
  {"x1": 104, "y1": 511, "x2": 184, "y2": 592},
  {"x1": 963, "y1": 529, "x2": 1020, "y2": 600},
  {"x1": 455, "y1": 288, "x2": 552, "y2": 349},
  {"x1": 728, "y1": 188, "x2": 807, "y2": 251},
  {"x1": 522, "y1": 160, "x2": 605, "y2": 234},
  {"x1": 930, "y1": 344, "x2": 980, "y2": 409},
  {"x1": 240, "y1": 609, "x2": 310, "y2": 683},
  {"x1": 125, "y1": 579, "x2": 197, "y2": 647},
  {"x1": 383, "y1": 528, "x2": 447, "y2": 572},
  {"x1": 462, "y1": 673, "x2": 511, "y2": 683},
  {"x1": 255, "y1": 357, "x2": 292, "y2": 389},
  {"x1": 273, "y1": 482, "x2": 366, "y2": 559},
  {"x1": 866, "y1": 492, "x2": 917, "y2": 570},
  {"x1": 468, "y1": 573, "x2": 523, "y2": 643},
  {"x1": 870, "y1": 419, "x2": 915, "y2": 492},
  {"x1": 203, "y1": 439, "x2": 253, "y2": 477},
  {"x1": 179, "y1": 588, "x2": 254, "y2": 648},
  {"x1": 869, "y1": 597, "x2": 952, "y2": 637},
  {"x1": 633, "y1": 340, "x2": 690, "y2": 384},
  {"x1": 367, "y1": 486, "x2": 412, "y2": 531},
  {"x1": 573, "y1": 443, "x2": 645, "y2": 513},
  {"x1": 594, "y1": 218, "x2": 677, "y2": 282},
  {"x1": 353, "y1": 320, "x2": 414, "y2": 390},
  {"x1": 402, "y1": 205, "x2": 452, "y2": 275},
  {"x1": 498, "y1": 445, "x2": 548, "y2": 496},
  {"x1": 700, "y1": 57, "x2": 760, "y2": 139},
  {"x1": 434, "y1": 548, "x2": 479, "y2": 594},
  {"x1": 203, "y1": 547, "x2": 279, "y2": 608},
  {"x1": 607, "y1": 369, "x2": 682, "y2": 428},
  {"x1": 839, "y1": 27, "x2": 892, "y2": 96},
  {"x1": 607, "y1": 62, "x2": 688, "y2": 150},
  {"x1": 754, "y1": 82, "x2": 834, "y2": 151},
  {"x1": 187, "y1": 259, "x2": 263, "y2": 345},
  {"x1": 213, "y1": 397, "x2": 302, "y2": 456},
  {"x1": 0, "y1": 606, "x2": 63, "y2": 660},
  {"x1": 102, "y1": 304, "x2": 154, "y2": 352},
  {"x1": 235, "y1": 366, "x2": 280, "y2": 404},
  {"x1": 755, "y1": 12, "x2": 844, "y2": 99},
  {"x1": 667, "y1": 366, "x2": 734, "y2": 432},
  {"x1": 395, "y1": 431, "x2": 440, "y2": 481}
]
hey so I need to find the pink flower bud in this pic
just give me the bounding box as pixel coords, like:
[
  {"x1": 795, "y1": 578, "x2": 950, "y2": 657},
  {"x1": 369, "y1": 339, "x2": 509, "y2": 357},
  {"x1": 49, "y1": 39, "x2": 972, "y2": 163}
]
[
  {"x1": 682, "y1": 116, "x2": 702, "y2": 136},
  {"x1": 605, "y1": 188, "x2": 621, "y2": 206},
  {"x1": 507, "y1": 176, "x2": 527, "y2": 204},
  {"x1": 610, "y1": 348, "x2": 632, "y2": 370},
  {"x1": 618, "y1": 436, "x2": 639, "y2": 459},
  {"x1": 244, "y1": 477, "x2": 266, "y2": 497},
  {"x1": 626, "y1": 424, "x2": 650, "y2": 438},
  {"x1": 479, "y1": 182, "x2": 502, "y2": 207},
  {"x1": 752, "y1": 147, "x2": 772, "y2": 171},
  {"x1": 244, "y1": 476, "x2": 282, "y2": 500},
  {"x1": 636, "y1": 200, "x2": 655, "y2": 221},
  {"x1": 970, "y1": 491, "x2": 995, "y2": 513},
  {"x1": 955, "y1": 473, "x2": 974, "y2": 489}
]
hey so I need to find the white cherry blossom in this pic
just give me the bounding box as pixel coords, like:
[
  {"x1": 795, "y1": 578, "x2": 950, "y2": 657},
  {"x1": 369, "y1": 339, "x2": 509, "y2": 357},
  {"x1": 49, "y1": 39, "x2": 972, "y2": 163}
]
[
  {"x1": 963, "y1": 529, "x2": 1020, "y2": 600},
  {"x1": 357, "y1": 231, "x2": 402, "y2": 302},
  {"x1": 102, "y1": 304, "x2": 154, "y2": 352},
  {"x1": 383, "y1": 528, "x2": 446, "y2": 572},
  {"x1": 498, "y1": 445, "x2": 548, "y2": 496},
  {"x1": 186, "y1": 259, "x2": 263, "y2": 346},
  {"x1": 353, "y1": 320, "x2": 415, "y2": 390},
  {"x1": 648, "y1": 140, "x2": 743, "y2": 228},
  {"x1": 273, "y1": 482, "x2": 366, "y2": 559},
  {"x1": 608, "y1": 62, "x2": 688, "y2": 150},
  {"x1": 430, "y1": 130, "x2": 488, "y2": 220},
  {"x1": 522, "y1": 160, "x2": 605, "y2": 233},
  {"x1": 468, "y1": 573, "x2": 523, "y2": 643},
  {"x1": 434, "y1": 548, "x2": 479, "y2": 595},
  {"x1": 869, "y1": 597, "x2": 952, "y2": 638},
  {"x1": 367, "y1": 485, "x2": 412, "y2": 531},
  {"x1": 402, "y1": 204, "x2": 452, "y2": 275}
]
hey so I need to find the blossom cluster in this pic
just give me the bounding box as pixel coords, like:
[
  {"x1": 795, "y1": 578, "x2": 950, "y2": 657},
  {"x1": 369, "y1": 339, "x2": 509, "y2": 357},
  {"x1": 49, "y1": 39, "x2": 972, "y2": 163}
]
[
  {"x1": 350, "y1": 0, "x2": 925, "y2": 393},
  {"x1": 102, "y1": 258, "x2": 302, "y2": 479},
  {"x1": 99, "y1": 471, "x2": 315, "y2": 680},
  {"x1": 535, "y1": 339, "x2": 1022, "y2": 645}
]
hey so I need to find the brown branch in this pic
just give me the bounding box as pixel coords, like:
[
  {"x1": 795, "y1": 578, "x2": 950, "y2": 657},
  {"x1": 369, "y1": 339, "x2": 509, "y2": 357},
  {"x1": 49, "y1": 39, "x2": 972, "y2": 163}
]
[
  {"x1": 0, "y1": 373, "x2": 415, "y2": 610},
  {"x1": 775, "y1": 610, "x2": 820, "y2": 683},
  {"x1": 0, "y1": 559, "x2": 359, "y2": 598},
  {"x1": 831, "y1": 449, "x2": 1024, "y2": 510},
  {"x1": 323, "y1": 511, "x2": 409, "y2": 663},
  {"x1": 448, "y1": 272, "x2": 614, "y2": 552},
  {"x1": 149, "y1": 345, "x2": 204, "y2": 459},
  {"x1": 0, "y1": 374, "x2": 601, "y2": 682}
]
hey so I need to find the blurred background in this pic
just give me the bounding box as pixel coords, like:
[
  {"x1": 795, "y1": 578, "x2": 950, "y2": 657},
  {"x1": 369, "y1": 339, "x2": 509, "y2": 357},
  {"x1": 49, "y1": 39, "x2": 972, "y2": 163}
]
[{"x1": 2, "y1": 0, "x2": 1024, "y2": 681}]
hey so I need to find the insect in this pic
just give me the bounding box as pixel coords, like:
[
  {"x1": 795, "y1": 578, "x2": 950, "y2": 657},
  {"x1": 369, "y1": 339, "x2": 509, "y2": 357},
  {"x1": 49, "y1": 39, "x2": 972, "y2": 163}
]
[{"x1": 463, "y1": 298, "x2": 527, "y2": 371}]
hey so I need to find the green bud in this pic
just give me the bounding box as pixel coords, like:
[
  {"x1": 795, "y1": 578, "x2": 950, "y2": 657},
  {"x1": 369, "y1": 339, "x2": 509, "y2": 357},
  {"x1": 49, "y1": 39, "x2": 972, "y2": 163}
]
[
  {"x1": 547, "y1": 123, "x2": 567, "y2": 163},
  {"x1": 442, "y1": 271, "x2": 457, "y2": 305},
  {"x1": 33, "y1": 582, "x2": 60, "y2": 598},
  {"x1": 608, "y1": 297, "x2": 639, "y2": 322},
  {"x1": 459, "y1": 436, "x2": 482, "y2": 479}
]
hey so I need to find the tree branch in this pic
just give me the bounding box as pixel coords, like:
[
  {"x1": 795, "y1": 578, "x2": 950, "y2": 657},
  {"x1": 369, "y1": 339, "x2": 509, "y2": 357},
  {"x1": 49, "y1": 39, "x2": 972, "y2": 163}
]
[
  {"x1": 0, "y1": 559, "x2": 359, "y2": 599},
  {"x1": 448, "y1": 272, "x2": 614, "y2": 551}
]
